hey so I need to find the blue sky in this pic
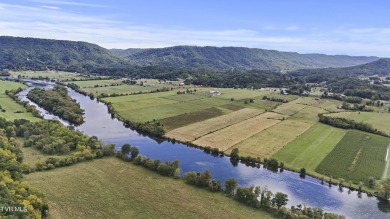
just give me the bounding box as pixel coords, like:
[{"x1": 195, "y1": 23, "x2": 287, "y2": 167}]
[{"x1": 1, "y1": 0, "x2": 390, "y2": 56}]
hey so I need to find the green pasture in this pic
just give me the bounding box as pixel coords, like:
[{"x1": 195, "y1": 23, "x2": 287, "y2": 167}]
[
  {"x1": 26, "y1": 158, "x2": 274, "y2": 219},
  {"x1": 0, "y1": 80, "x2": 40, "y2": 121}
]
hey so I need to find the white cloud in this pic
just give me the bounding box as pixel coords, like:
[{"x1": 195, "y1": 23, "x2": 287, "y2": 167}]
[
  {"x1": 39, "y1": 5, "x2": 60, "y2": 10},
  {"x1": 26, "y1": 0, "x2": 106, "y2": 8}
]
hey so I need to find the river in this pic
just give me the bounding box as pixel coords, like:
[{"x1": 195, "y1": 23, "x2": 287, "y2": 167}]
[{"x1": 16, "y1": 80, "x2": 390, "y2": 219}]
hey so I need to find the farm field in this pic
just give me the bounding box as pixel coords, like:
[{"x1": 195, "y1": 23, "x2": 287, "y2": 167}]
[
  {"x1": 293, "y1": 97, "x2": 344, "y2": 113},
  {"x1": 273, "y1": 123, "x2": 347, "y2": 175},
  {"x1": 327, "y1": 111, "x2": 390, "y2": 134},
  {"x1": 26, "y1": 157, "x2": 274, "y2": 219},
  {"x1": 315, "y1": 131, "x2": 390, "y2": 183},
  {"x1": 290, "y1": 105, "x2": 327, "y2": 124},
  {"x1": 227, "y1": 120, "x2": 313, "y2": 159},
  {"x1": 82, "y1": 84, "x2": 156, "y2": 95},
  {"x1": 272, "y1": 99, "x2": 307, "y2": 115},
  {"x1": 193, "y1": 112, "x2": 286, "y2": 151},
  {"x1": 161, "y1": 107, "x2": 225, "y2": 131},
  {"x1": 0, "y1": 80, "x2": 41, "y2": 121},
  {"x1": 11, "y1": 70, "x2": 87, "y2": 81},
  {"x1": 64, "y1": 79, "x2": 124, "y2": 88},
  {"x1": 116, "y1": 97, "x2": 231, "y2": 122},
  {"x1": 166, "y1": 108, "x2": 263, "y2": 142}
]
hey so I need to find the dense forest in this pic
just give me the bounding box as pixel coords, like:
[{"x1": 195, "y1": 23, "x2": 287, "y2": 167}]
[{"x1": 27, "y1": 85, "x2": 84, "y2": 125}]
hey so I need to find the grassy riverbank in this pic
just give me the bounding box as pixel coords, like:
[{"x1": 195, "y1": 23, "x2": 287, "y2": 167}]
[{"x1": 26, "y1": 157, "x2": 275, "y2": 219}]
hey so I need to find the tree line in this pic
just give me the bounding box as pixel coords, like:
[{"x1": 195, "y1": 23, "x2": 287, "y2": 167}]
[
  {"x1": 116, "y1": 144, "x2": 345, "y2": 219},
  {"x1": 318, "y1": 114, "x2": 388, "y2": 137}
]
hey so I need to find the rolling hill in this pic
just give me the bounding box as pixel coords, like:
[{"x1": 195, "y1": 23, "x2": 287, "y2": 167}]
[
  {"x1": 112, "y1": 46, "x2": 379, "y2": 72},
  {"x1": 0, "y1": 36, "x2": 128, "y2": 72}
]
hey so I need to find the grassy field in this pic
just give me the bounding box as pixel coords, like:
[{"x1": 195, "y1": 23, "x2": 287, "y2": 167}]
[
  {"x1": 83, "y1": 84, "x2": 156, "y2": 96},
  {"x1": 26, "y1": 158, "x2": 274, "y2": 219},
  {"x1": 161, "y1": 107, "x2": 225, "y2": 131},
  {"x1": 293, "y1": 97, "x2": 344, "y2": 113},
  {"x1": 315, "y1": 131, "x2": 390, "y2": 183},
  {"x1": 106, "y1": 92, "x2": 234, "y2": 123},
  {"x1": 327, "y1": 111, "x2": 390, "y2": 134},
  {"x1": 273, "y1": 100, "x2": 307, "y2": 116},
  {"x1": 227, "y1": 120, "x2": 313, "y2": 159},
  {"x1": 290, "y1": 105, "x2": 327, "y2": 124},
  {"x1": 0, "y1": 80, "x2": 41, "y2": 121},
  {"x1": 166, "y1": 108, "x2": 263, "y2": 142},
  {"x1": 193, "y1": 112, "x2": 286, "y2": 151},
  {"x1": 273, "y1": 123, "x2": 347, "y2": 175},
  {"x1": 11, "y1": 70, "x2": 86, "y2": 81}
]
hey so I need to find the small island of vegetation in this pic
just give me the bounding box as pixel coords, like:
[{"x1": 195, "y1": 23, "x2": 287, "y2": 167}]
[{"x1": 27, "y1": 85, "x2": 84, "y2": 125}]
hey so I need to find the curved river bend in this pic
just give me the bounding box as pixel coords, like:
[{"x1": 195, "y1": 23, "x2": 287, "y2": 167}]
[{"x1": 17, "y1": 80, "x2": 390, "y2": 219}]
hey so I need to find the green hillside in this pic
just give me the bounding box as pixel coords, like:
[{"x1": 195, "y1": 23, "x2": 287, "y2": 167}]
[{"x1": 112, "y1": 46, "x2": 379, "y2": 72}]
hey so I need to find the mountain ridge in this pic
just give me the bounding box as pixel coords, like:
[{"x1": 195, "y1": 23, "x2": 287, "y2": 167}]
[
  {"x1": 111, "y1": 46, "x2": 380, "y2": 72},
  {"x1": 0, "y1": 36, "x2": 381, "y2": 73}
]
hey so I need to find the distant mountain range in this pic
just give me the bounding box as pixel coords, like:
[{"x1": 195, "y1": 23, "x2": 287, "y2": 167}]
[
  {"x1": 111, "y1": 46, "x2": 380, "y2": 72},
  {"x1": 0, "y1": 36, "x2": 384, "y2": 74}
]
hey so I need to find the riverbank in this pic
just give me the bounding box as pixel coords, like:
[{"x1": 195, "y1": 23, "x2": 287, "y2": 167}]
[{"x1": 26, "y1": 157, "x2": 276, "y2": 219}]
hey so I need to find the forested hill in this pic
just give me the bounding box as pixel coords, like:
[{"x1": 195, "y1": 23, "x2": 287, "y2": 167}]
[
  {"x1": 290, "y1": 58, "x2": 390, "y2": 82},
  {"x1": 0, "y1": 36, "x2": 128, "y2": 72},
  {"x1": 111, "y1": 46, "x2": 379, "y2": 72}
]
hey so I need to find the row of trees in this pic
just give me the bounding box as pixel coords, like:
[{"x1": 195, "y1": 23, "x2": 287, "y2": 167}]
[
  {"x1": 318, "y1": 114, "x2": 388, "y2": 137},
  {"x1": 27, "y1": 85, "x2": 84, "y2": 125},
  {"x1": 117, "y1": 144, "x2": 345, "y2": 218},
  {"x1": 262, "y1": 96, "x2": 289, "y2": 103},
  {"x1": 0, "y1": 119, "x2": 49, "y2": 218}
]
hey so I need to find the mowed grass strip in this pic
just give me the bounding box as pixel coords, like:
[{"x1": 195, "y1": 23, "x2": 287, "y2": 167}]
[
  {"x1": 161, "y1": 107, "x2": 225, "y2": 131},
  {"x1": 227, "y1": 120, "x2": 312, "y2": 159},
  {"x1": 193, "y1": 112, "x2": 286, "y2": 151},
  {"x1": 25, "y1": 158, "x2": 274, "y2": 219},
  {"x1": 273, "y1": 123, "x2": 347, "y2": 175},
  {"x1": 315, "y1": 131, "x2": 390, "y2": 183},
  {"x1": 166, "y1": 108, "x2": 263, "y2": 142}
]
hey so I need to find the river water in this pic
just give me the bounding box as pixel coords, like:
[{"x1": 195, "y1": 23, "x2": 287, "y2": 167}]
[{"x1": 17, "y1": 80, "x2": 390, "y2": 219}]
